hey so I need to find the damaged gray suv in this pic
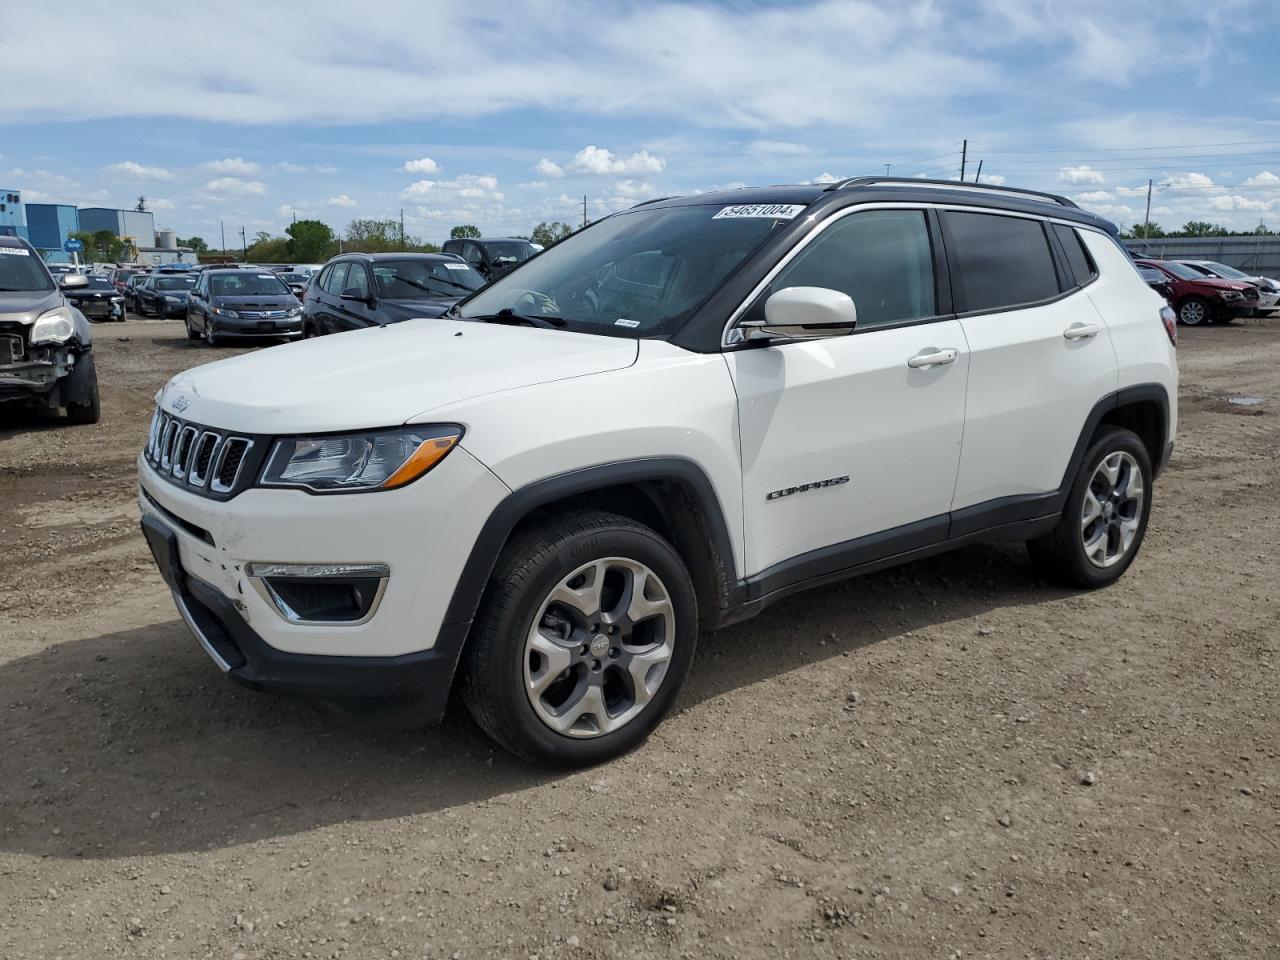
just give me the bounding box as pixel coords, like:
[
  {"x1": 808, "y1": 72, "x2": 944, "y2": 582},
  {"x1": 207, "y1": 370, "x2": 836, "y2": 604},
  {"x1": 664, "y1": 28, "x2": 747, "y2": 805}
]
[{"x1": 0, "y1": 236, "x2": 100, "y2": 424}]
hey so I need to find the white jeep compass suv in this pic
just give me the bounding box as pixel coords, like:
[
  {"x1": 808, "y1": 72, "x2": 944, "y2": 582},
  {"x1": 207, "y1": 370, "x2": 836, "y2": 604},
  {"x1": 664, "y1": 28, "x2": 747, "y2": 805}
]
[{"x1": 138, "y1": 178, "x2": 1178, "y2": 767}]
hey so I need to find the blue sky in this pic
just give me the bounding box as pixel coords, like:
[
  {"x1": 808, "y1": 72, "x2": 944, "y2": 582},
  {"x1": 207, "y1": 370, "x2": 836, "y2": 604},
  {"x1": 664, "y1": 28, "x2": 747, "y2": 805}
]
[{"x1": 4, "y1": 0, "x2": 1280, "y2": 244}]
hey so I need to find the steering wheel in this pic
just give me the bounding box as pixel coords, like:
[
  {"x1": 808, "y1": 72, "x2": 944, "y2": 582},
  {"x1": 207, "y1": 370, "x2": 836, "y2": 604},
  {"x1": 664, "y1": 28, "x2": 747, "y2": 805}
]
[{"x1": 512, "y1": 288, "x2": 560, "y2": 316}]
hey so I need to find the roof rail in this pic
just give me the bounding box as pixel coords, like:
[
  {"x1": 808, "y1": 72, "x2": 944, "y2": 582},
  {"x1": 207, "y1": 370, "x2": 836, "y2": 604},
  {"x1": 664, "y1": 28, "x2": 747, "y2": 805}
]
[
  {"x1": 823, "y1": 176, "x2": 1078, "y2": 208},
  {"x1": 630, "y1": 196, "x2": 680, "y2": 208}
]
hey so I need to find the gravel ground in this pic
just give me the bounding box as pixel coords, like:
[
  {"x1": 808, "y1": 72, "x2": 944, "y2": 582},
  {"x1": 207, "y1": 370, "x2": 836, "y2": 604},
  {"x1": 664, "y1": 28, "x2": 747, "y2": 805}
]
[{"x1": 0, "y1": 317, "x2": 1277, "y2": 959}]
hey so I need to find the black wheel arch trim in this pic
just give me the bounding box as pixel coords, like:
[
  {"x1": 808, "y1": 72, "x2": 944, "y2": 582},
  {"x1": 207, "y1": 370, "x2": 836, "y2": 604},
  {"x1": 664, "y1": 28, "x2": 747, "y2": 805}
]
[{"x1": 440, "y1": 457, "x2": 740, "y2": 629}]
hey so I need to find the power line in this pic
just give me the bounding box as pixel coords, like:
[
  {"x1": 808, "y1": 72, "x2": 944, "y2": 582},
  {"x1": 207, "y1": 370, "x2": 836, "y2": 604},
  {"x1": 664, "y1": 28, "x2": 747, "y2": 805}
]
[{"x1": 974, "y1": 138, "x2": 1280, "y2": 155}]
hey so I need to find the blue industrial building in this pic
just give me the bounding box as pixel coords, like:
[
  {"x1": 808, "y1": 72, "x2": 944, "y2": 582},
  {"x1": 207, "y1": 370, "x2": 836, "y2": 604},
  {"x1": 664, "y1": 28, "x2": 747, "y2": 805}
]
[
  {"x1": 0, "y1": 188, "x2": 29, "y2": 241},
  {"x1": 26, "y1": 203, "x2": 81, "y2": 262}
]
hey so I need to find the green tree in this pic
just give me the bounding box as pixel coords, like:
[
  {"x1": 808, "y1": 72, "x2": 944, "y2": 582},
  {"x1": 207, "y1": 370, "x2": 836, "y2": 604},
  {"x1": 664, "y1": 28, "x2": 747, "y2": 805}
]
[
  {"x1": 1129, "y1": 221, "x2": 1165, "y2": 240},
  {"x1": 245, "y1": 232, "x2": 290, "y2": 263},
  {"x1": 1178, "y1": 220, "x2": 1228, "y2": 237},
  {"x1": 345, "y1": 218, "x2": 402, "y2": 252},
  {"x1": 68, "y1": 229, "x2": 126, "y2": 263},
  {"x1": 178, "y1": 236, "x2": 209, "y2": 254},
  {"x1": 450, "y1": 224, "x2": 481, "y2": 239},
  {"x1": 531, "y1": 221, "x2": 573, "y2": 247},
  {"x1": 286, "y1": 219, "x2": 335, "y2": 263}
]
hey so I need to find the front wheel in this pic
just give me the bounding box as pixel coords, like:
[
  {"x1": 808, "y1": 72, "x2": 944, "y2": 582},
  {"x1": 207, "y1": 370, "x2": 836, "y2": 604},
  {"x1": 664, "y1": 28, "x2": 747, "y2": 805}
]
[
  {"x1": 204, "y1": 320, "x2": 220, "y2": 346},
  {"x1": 185, "y1": 313, "x2": 200, "y2": 340},
  {"x1": 1028, "y1": 427, "x2": 1152, "y2": 588},
  {"x1": 461, "y1": 510, "x2": 698, "y2": 768},
  {"x1": 62, "y1": 353, "x2": 101, "y2": 425},
  {"x1": 1177, "y1": 297, "x2": 1209, "y2": 326}
]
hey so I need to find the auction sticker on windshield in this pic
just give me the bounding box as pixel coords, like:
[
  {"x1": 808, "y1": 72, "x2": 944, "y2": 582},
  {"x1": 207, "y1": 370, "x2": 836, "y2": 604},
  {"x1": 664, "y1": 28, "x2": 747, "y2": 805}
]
[
  {"x1": 444, "y1": 263, "x2": 470, "y2": 270},
  {"x1": 0, "y1": 247, "x2": 31, "y2": 255},
  {"x1": 712, "y1": 204, "x2": 806, "y2": 220}
]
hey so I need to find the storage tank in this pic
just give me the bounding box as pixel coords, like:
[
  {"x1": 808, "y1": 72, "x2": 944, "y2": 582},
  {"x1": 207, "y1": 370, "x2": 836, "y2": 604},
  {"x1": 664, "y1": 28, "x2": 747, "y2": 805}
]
[{"x1": 157, "y1": 229, "x2": 177, "y2": 250}]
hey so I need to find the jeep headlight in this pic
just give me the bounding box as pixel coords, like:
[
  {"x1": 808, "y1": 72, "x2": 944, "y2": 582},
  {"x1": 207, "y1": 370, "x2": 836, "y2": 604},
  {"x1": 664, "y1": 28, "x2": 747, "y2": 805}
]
[
  {"x1": 260, "y1": 425, "x2": 463, "y2": 493},
  {"x1": 30, "y1": 305, "x2": 76, "y2": 345}
]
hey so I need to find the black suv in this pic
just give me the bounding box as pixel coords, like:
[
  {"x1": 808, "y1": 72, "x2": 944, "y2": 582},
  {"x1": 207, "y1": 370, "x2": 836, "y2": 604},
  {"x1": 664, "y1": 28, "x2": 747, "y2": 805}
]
[
  {"x1": 0, "y1": 236, "x2": 100, "y2": 423},
  {"x1": 62, "y1": 275, "x2": 126, "y2": 322},
  {"x1": 185, "y1": 268, "x2": 303, "y2": 346},
  {"x1": 440, "y1": 237, "x2": 537, "y2": 280},
  {"x1": 302, "y1": 253, "x2": 484, "y2": 337}
]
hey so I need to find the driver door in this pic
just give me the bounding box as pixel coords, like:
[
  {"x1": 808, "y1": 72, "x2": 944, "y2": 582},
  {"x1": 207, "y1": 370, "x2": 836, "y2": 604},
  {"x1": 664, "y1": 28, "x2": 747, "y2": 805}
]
[{"x1": 724, "y1": 207, "x2": 969, "y2": 579}]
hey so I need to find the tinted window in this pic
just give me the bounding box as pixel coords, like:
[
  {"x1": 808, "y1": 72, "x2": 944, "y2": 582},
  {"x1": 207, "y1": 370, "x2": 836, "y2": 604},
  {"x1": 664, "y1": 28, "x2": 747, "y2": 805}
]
[
  {"x1": 156, "y1": 276, "x2": 195, "y2": 290},
  {"x1": 946, "y1": 212, "x2": 1061, "y2": 312},
  {"x1": 322, "y1": 262, "x2": 349, "y2": 294},
  {"x1": 763, "y1": 209, "x2": 936, "y2": 329},
  {"x1": 372, "y1": 259, "x2": 484, "y2": 298},
  {"x1": 483, "y1": 240, "x2": 535, "y2": 265},
  {"x1": 0, "y1": 248, "x2": 54, "y2": 292},
  {"x1": 460, "y1": 243, "x2": 484, "y2": 266},
  {"x1": 1053, "y1": 224, "x2": 1096, "y2": 286},
  {"x1": 343, "y1": 262, "x2": 370, "y2": 298},
  {"x1": 209, "y1": 272, "x2": 292, "y2": 296}
]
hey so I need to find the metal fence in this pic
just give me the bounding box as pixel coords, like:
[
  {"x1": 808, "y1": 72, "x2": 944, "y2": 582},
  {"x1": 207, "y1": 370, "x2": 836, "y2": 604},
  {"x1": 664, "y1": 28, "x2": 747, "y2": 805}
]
[{"x1": 1122, "y1": 236, "x2": 1280, "y2": 277}]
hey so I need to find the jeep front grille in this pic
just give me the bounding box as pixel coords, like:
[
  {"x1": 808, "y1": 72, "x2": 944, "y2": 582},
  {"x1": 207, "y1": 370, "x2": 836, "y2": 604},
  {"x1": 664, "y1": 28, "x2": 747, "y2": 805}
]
[{"x1": 143, "y1": 407, "x2": 268, "y2": 500}]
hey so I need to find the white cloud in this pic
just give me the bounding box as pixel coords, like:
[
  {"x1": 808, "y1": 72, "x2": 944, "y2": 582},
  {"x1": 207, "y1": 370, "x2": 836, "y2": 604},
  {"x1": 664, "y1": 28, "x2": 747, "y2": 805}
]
[
  {"x1": 403, "y1": 157, "x2": 440, "y2": 174},
  {"x1": 1058, "y1": 165, "x2": 1105, "y2": 185},
  {"x1": 810, "y1": 172, "x2": 842, "y2": 184},
  {"x1": 534, "y1": 158, "x2": 564, "y2": 178},
  {"x1": 106, "y1": 160, "x2": 174, "y2": 180},
  {"x1": 276, "y1": 204, "x2": 298, "y2": 218},
  {"x1": 400, "y1": 179, "x2": 436, "y2": 201},
  {"x1": 611, "y1": 179, "x2": 657, "y2": 198},
  {"x1": 568, "y1": 146, "x2": 665, "y2": 176},
  {"x1": 202, "y1": 177, "x2": 267, "y2": 196},
  {"x1": 517, "y1": 180, "x2": 548, "y2": 190},
  {"x1": 274, "y1": 161, "x2": 339, "y2": 175},
  {"x1": 747, "y1": 139, "x2": 809, "y2": 155},
  {"x1": 1114, "y1": 184, "x2": 1150, "y2": 197},
  {"x1": 202, "y1": 157, "x2": 260, "y2": 176},
  {"x1": 148, "y1": 198, "x2": 175, "y2": 211},
  {"x1": 1244, "y1": 171, "x2": 1280, "y2": 187},
  {"x1": 1162, "y1": 172, "x2": 1215, "y2": 191},
  {"x1": 327, "y1": 194, "x2": 357, "y2": 207},
  {"x1": 1074, "y1": 190, "x2": 1113, "y2": 203},
  {"x1": 980, "y1": 174, "x2": 1005, "y2": 185},
  {"x1": 1208, "y1": 194, "x2": 1273, "y2": 213},
  {"x1": 400, "y1": 174, "x2": 502, "y2": 203}
]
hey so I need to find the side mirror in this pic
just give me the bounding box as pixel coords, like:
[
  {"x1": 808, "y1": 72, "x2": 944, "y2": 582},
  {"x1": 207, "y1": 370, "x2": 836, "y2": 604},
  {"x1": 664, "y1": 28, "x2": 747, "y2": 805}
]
[
  {"x1": 60, "y1": 274, "x2": 89, "y2": 289},
  {"x1": 340, "y1": 287, "x2": 375, "y2": 305},
  {"x1": 740, "y1": 286, "x2": 857, "y2": 341}
]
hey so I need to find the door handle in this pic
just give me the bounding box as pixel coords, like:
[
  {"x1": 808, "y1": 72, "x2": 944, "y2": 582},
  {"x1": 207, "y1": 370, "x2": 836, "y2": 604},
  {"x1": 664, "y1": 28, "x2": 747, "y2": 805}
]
[
  {"x1": 1063, "y1": 322, "x2": 1103, "y2": 340},
  {"x1": 907, "y1": 347, "x2": 958, "y2": 368}
]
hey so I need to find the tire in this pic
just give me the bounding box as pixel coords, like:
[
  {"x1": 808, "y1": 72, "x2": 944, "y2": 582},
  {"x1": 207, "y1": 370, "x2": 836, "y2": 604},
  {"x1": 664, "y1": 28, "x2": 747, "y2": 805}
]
[
  {"x1": 1177, "y1": 297, "x2": 1209, "y2": 326},
  {"x1": 204, "y1": 319, "x2": 220, "y2": 346},
  {"x1": 185, "y1": 313, "x2": 200, "y2": 341},
  {"x1": 461, "y1": 510, "x2": 698, "y2": 768},
  {"x1": 303, "y1": 324, "x2": 318, "y2": 339},
  {"x1": 63, "y1": 353, "x2": 101, "y2": 425},
  {"x1": 1027, "y1": 426, "x2": 1152, "y2": 588}
]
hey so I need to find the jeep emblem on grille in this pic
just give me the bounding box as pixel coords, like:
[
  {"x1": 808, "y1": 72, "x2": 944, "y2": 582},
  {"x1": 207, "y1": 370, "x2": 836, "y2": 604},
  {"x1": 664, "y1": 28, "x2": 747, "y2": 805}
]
[{"x1": 170, "y1": 394, "x2": 190, "y2": 413}]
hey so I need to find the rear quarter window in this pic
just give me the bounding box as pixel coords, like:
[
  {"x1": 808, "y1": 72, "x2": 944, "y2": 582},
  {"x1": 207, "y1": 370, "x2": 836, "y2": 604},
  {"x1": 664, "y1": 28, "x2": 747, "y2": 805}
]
[{"x1": 1053, "y1": 223, "x2": 1098, "y2": 287}]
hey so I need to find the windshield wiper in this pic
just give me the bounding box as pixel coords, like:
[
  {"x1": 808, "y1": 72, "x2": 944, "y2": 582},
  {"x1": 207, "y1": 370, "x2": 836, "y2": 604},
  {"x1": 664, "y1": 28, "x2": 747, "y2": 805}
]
[{"x1": 465, "y1": 308, "x2": 566, "y2": 329}]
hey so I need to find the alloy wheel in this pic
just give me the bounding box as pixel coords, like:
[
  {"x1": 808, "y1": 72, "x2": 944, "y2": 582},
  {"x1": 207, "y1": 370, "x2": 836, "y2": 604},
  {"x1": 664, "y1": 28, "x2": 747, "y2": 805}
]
[
  {"x1": 1179, "y1": 300, "x2": 1206, "y2": 325},
  {"x1": 1080, "y1": 450, "x2": 1144, "y2": 568},
  {"x1": 523, "y1": 557, "x2": 676, "y2": 738}
]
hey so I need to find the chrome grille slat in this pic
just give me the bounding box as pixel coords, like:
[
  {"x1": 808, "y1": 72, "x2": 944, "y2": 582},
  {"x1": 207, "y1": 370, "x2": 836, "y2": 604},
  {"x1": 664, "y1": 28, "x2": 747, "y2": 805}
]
[
  {"x1": 159, "y1": 420, "x2": 180, "y2": 470},
  {"x1": 210, "y1": 437, "x2": 252, "y2": 494},
  {"x1": 171, "y1": 426, "x2": 199, "y2": 479},
  {"x1": 142, "y1": 405, "x2": 258, "y2": 499},
  {"x1": 188, "y1": 432, "x2": 221, "y2": 487}
]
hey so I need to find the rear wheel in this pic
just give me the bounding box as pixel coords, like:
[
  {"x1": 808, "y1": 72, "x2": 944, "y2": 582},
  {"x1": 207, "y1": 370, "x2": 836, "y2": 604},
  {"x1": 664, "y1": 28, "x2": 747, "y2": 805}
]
[
  {"x1": 1028, "y1": 427, "x2": 1151, "y2": 588},
  {"x1": 1177, "y1": 297, "x2": 1209, "y2": 326},
  {"x1": 461, "y1": 510, "x2": 698, "y2": 768}
]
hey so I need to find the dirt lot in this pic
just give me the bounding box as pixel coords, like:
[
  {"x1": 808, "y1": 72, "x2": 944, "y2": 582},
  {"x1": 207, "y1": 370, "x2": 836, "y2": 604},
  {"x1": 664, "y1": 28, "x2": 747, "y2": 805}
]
[{"x1": 1, "y1": 317, "x2": 1277, "y2": 959}]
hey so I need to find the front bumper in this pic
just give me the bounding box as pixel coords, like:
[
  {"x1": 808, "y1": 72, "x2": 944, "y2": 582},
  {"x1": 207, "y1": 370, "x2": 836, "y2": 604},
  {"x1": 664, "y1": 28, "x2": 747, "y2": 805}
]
[
  {"x1": 136, "y1": 445, "x2": 509, "y2": 700},
  {"x1": 0, "y1": 346, "x2": 76, "y2": 402},
  {"x1": 211, "y1": 315, "x2": 303, "y2": 337}
]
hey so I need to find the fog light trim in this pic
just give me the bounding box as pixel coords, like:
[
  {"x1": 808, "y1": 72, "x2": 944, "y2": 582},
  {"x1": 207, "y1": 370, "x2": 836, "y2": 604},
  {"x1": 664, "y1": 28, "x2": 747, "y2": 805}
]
[{"x1": 246, "y1": 562, "x2": 390, "y2": 626}]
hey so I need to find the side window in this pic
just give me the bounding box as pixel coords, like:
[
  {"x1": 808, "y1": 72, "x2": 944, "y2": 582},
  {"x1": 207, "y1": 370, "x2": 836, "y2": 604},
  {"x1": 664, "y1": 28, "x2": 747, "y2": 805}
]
[
  {"x1": 322, "y1": 262, "x2": 348, "y2": 294},
  {"x1": 1053, "y1": 223, "x2": 1097, "y2": 287},
  {"x1": 945, "y1": 211, "x2": 1061, "y2": 312},
  {"x1": 461, "y1": 242, "x2": 484, "y2": 267},
  {"x1": 344, "y1": 262, "x2": 371, "y2": 297},
  {"x1": 763, "y1": 209, "x2": 936, "y2": 329}
]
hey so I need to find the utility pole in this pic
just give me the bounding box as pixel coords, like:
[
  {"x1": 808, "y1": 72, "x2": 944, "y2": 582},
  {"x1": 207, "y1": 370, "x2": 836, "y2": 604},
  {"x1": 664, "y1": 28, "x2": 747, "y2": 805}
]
[
  {"x1": 959, "y1": 139, "x2": 967, "y2": 182},
  {"x1": 400, "y1": 208, "x2": 405, "y2": 246},
  {"x1": 583, "y1": 195, "x2": 588, "y2": 229},
  {"x1": 974, "y1": 160, "x2": 983, "y2": 183},
  {"x1": 220, "y1": 221, "x2": 226, "y2": 256},
  {"x1": 240, "y1": 226, "x2": 247, "y2": 261},
  {"x1": 884, "y1": 163, "x2": 891, "y2": 176},
  {"x1": 1142, "y1": 179, "x2": 1153, "y2": 251}
]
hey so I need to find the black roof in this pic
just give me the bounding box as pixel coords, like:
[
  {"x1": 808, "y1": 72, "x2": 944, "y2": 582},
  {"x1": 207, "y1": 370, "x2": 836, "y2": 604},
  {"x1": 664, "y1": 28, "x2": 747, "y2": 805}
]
[
  {"x1": 333, "y1": 252, "x2": 459, "y2": 262},
  {"x1": 638, "y1": 177, "x2": 1118, "y2": 235},
  {"x1": 443, "y1": 237, "x2": 532, "y2": 245}
]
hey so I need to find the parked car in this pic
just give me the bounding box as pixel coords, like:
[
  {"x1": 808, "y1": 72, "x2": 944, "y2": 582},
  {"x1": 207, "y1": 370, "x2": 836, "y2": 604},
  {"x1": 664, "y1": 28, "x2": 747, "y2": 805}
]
[
  {"x1": 0, "y1": 235, "x2": 100, "y2": 423},
  {"x1": 1136, "y1": 264, "x2": 1175, "y2": 303},
  {"x1": 440, "y1": 237, "x2": 537, "y2": 280},
  {"x1": 301, "y1": 253, "x2": 484, "y2": 337},
  {"x1": 62, "y1": 274, "x2": 126, "y2": 322},
  {"x1": 184, "y1": 268, "x2": 302, "y2": 345},
  {"x1": 124, "y1": 273, "x2": 152, "y2": 312},
  {"x1": 111, "y1": 267, "x2": 147, "y2": 297},
  {"x1": 136, "y1": 273, "x2": 197, "y2": 318},
  {"x1": 275, "y1": 271, "x2": 312, "y2": 301},
  {"x1": 1176, "y1": 260, "x2": 1280, "y2": 312},
  {"x1": 1134, "y1": 258, "x2": 1257, "y2": 325},
  {"x1": 139, "y1": 177, "x2": 1177, "y2": 767}
]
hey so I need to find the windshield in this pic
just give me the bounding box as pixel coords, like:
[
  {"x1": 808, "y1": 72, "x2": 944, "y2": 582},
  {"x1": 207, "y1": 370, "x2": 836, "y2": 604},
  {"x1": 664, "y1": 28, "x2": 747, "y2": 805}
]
[
  {"x1": 373, "y1": 259, "x2": 484, "y2": 299},
  {"x1": 1160, "y1": 261, "x2": 1210, "y2": 281},
  {"x1": 1199, "y1": 261, "x2": 1250, "y2": 280},
  {"x1": 484, "y1": 241, "x2": 536, "y2": 264},
  {"x1": 0, "y1": 248, "x2": 54, "y2": 292},
  {"x1": 458, "y1": 205, "x2": 792, "y2": 337},
  {"x1": 210, "y1": 272, "x2": 291, "y2": 296},
  {"x1": 156, "y1": 276, "x2": 195, "y2": 290}
]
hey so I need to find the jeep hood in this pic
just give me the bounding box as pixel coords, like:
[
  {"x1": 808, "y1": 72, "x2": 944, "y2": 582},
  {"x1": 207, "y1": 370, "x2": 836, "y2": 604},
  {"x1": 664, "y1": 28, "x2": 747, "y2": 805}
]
[{"x1": 160, "y1": 318, "x2": 639, "y2": 434}]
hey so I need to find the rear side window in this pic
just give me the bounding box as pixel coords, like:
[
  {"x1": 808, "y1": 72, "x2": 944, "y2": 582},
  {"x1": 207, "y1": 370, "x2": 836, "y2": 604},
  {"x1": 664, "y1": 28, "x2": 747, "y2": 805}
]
[
  {"x1": 764, "y1": 209, "x2": 936, "y2": 329},
  {"x1": 322, "y1": 262, "x2": 349, "y2": 294},
  {"x1": 945, "y1": 211, "x2": 1061, "y2": 312},
  {"x1": 1053, "y1": 224, "x2": 1097, "y2": 287}
]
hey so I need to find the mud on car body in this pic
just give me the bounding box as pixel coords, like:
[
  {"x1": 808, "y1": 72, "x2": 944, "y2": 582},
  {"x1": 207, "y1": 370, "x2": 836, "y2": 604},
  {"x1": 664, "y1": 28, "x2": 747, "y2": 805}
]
[{"x1": 0, "y1": 236, "x2": 100, "y2": 424}]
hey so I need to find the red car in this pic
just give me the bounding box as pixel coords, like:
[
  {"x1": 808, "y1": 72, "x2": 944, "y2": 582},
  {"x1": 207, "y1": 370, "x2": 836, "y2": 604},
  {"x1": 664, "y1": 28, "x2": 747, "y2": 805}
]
[{"x1": 1135, "y1": 258, "x2": 1257, "y2": 326}]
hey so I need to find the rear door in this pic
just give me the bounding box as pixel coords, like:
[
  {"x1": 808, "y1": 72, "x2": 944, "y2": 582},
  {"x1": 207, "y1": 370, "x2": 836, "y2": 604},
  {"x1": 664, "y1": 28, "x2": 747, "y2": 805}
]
[
  {"x1": 335, "y1": 260, "x2": 381, "y2": 330},
  {"x1": 943, "y1": 209, "x2": 1118, "y2": 530},
  {"x1": 316, "y1": 262, "x2": 348, "y2": 334}
]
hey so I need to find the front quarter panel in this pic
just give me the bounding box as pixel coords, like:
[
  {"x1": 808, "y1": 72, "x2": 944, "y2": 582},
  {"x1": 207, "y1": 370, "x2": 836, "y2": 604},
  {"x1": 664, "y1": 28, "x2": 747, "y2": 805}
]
[{"x1": 429, "y1": 339, "x2": 747, "y2": 578}]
